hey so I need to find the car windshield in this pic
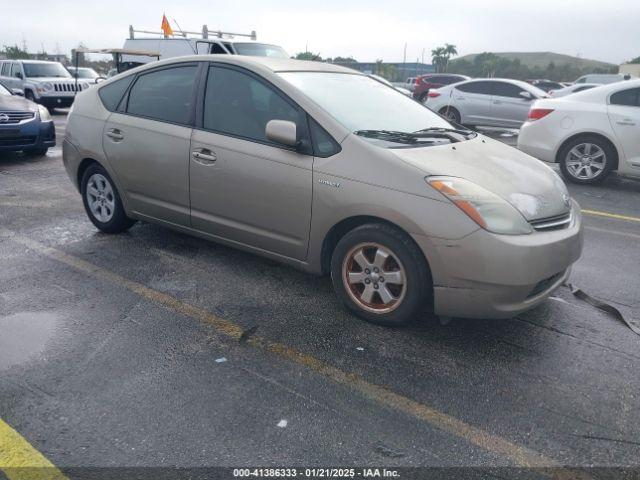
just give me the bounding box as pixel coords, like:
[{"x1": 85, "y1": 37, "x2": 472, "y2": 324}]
[
  {"x1": 23, "y1": 62, "x2": 71, "y2": 78},
  {"x1": 279, "y1": 72, "x2": 453, "y2": 135},
  {"x1": 0, "y1": 83, "x2": 11, "y2": 96},
  {"x1": 233, "y1": 43, "x2": 289, "y2": 58},
  {"x1": 72, "y1": 68, "x2": 99, "y2": 79}
]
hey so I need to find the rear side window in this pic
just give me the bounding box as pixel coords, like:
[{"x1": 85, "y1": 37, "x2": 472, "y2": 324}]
[
  {"x1": 127, "y1": 65, "x2": 198, "y2": 125},
  {"x1": 493, "y1": 82, "x2": 526, "y2": 98},
  {"x1": 203, "y1": 65, "x2": 304, "y2": 145},
  {"x1": 210, "y1": 43, "x2": 227, "y2": 54},
  {"x1": 441, "y1": 76, "x2": 464, "y2": 84},
  {"x1": 98, "y1": 76, "x2": 134, "y2": 111},
  {"x1": 456, "y1": 81, "x2": 494, "y2": 95},
  {"x1": 0, "y1": 62, "x2": 9, "y2": 76},
  {"x1": 610, "y1": 88, "x2": 640, "y2": 107},
  {"x1": 10, "y1": 63, "x2": 21, "y2": 78}
]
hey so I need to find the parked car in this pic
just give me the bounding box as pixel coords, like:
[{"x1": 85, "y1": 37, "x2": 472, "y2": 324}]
[
  {"x1": 573, "y1": 73, "x2": 634, "y2": 85},
  {"x1": 548, "y1": 83, "x2": 599, "y2": 97},
  {"x1": 63, "y1": 55, "x2": 582, "y2": 325},
  {"x1": 518, "y1": 80, "x2": 640, "y2": 184},
  {"x1": 424, "y1": 78, "x2": 549, "y2": 128},
  {"x1": 404, "y1": 77, "x2": 417, "y2": 92},
  {"x1": 0, "y1": 60, "x2": 91, "y2": 110},
  {"x1": 369, "y1": 74, "x2": 413, "y2": 97},
  {"x1": 67, "y1": 66, "x2": 104, "y2": 84},
  {"x1": 526, "y1": 79, "x2": 565, "y2": 93},
  {"x1": 0, "y1": 81, "x2": 55, "y2": 155},
  {"x1": 413, "y1": 74, "x2": 470, "y2": 102}
]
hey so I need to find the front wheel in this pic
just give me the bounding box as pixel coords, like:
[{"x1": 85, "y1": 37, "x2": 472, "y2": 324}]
[
  {"x1": 558, "y1": 136, "x2": 615, "y2": 184},
  {"x1": 330, "y1": 224, "x2": 430, "y2": 326},
  {"x1": 80, "y1": 163, "x2": 136, "y2": 233}
]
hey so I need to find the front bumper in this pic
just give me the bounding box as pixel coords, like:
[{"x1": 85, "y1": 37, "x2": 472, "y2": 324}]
[
  {"x1": 0, "y1": 120, "x2": 56, "y2": 152},
  {"x1": 38, "y1": 96, "x2": 75, "y2": 108},
  {"x1": 413, "y1": 200, "x2": 583, "y2": 319}
]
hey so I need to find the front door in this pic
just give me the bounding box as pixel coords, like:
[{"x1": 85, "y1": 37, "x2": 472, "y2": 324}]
[
  {"x1": 189, "y1": 64, "x2": 313, "y2": 260},
  {"x1": 491, "y1": 81, "x2": 535, "y2": 128},
  {"x1": 102, "y1": 64, "x2": 199, "y2": 226},
  {"x1": 608, "y1": 87, "x2": 640, "y2": 172}
]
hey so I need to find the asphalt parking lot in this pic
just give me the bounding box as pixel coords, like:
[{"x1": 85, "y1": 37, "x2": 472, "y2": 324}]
[{"x1": 1, "y1": 113, "x2": 639, "y2": 479}]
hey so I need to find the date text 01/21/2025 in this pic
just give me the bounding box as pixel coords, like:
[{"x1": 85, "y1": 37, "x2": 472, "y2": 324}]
[{"x1": 232, "y1": 468, "x2": 400, "y2": 478}]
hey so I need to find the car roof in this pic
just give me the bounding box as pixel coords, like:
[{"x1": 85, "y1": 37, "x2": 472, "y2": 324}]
[
  {"x1": 19, "y1": 60, "x2": 62, "y2": 64},
  {"x1": 125, "y1": 54, "x2": 360, "y2": 75}
]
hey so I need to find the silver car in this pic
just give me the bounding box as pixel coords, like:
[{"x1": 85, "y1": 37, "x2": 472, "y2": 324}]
[
  {"x1": 63, "y1": 56, "x2": 583, "y2": 325},
  {"x1": 424, "y1": 78, "x2": 549, "y2": 128}
]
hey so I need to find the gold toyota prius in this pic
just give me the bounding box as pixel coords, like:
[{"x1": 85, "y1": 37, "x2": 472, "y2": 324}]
[{"x1": 63, "y1": 56, "x2": 583, "y2": 326}]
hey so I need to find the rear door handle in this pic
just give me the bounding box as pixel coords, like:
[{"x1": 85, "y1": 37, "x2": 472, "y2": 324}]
[
  {"x1": 192, "y1": 148, "x2": 217, "y2": 165},
  {"x1": 105, "y1": 128, "x2": 124, "y2": 141}
]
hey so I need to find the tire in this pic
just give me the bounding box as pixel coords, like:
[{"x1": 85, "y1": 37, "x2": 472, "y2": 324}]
[
  {"x1": 25, "y1": 90, "x2": 36, "y2": 102},
  {"x1": 330, "y1": 223, "x2": 430, "y2": 326},
  {"x1": 558, "y1": 135, "x2": 615, "y2": 185},
  {"x1": 419, "y1": 90, "x2": 429, "y2": 103},
  {"x1": 80, "y1": 163, "x2": 136, "y2": 233},
  {"x1": 24, "y1": 147, "x2": 48, "y2": 156},
  {"x1": 439, "y1": 106, "x2": 461, "y2": 124}
]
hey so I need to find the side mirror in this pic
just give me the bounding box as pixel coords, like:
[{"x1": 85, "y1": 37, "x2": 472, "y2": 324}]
[
  {"x1": 11, "y1": 88, "x2": 24, "y2": 96},
  {"x1": 95, "y1": 77, "x2": 106, "y2": 84},
  {"x1": 519, "y1": 91, "x2": 534, "y2": 101},
  {"x1": 15, "y1": 72, "x2": 23, "y2": 79},
  {"x1": 265, "y1": 120, "x2": 298, "y2": 148}
]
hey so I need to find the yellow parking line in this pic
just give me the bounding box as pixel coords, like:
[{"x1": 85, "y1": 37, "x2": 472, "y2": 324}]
[
  {"x1": 0, "y1": 228, "x2": 589, "y2": 478},
  {"x1": 582, "y1": 209, "x2": 640, "y2": 223},
  {"x1": 0, "y1": 419, "x2": 68, "y2": 480}
]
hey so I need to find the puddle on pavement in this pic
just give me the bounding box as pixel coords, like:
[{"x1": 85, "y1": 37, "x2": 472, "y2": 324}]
[{"x1": 0, "y1": 311, "x2": 60, "y2": 369}]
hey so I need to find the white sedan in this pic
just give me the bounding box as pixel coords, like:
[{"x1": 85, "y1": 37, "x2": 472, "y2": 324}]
[{"x1": 518, "y1": 80, "x2": 640, "y2": 184}]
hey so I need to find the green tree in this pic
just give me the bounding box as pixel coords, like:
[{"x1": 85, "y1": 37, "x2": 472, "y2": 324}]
[
  {"x1": 2, "y1": 44, "x2": 30, "y2": 59},
  {"x1": 332, "y1": 56, "x2": 357, "y2": 63},
  {"x1": 443, "y1": 43, "x2": 458, "y2": 72},
  {"x1": 431, "y1": 47, "x2": 446, "y2": 73},
  {"x1": 294, "y1": 51, "x2": 323, "y2": 62},
  {"x1": 629, "y1": 56, "x2": 640, "y2": 64}
]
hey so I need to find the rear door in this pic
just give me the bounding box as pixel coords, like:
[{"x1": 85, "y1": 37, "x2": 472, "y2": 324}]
[
  {"x1": 452, "y1": 81, "x2": 494, "y2": 124},
  {"x1": 189, "y1": 64, "x2": 313, "y2": 260},
  {"x1": 102, "y1": 63, "x2": 200, "y2": 226},
  {"x1": 490, "y1": 81, "x2": 536, "y2": 128},
  {"x1": 608, "y1": 87, "x2": 640, "y2": 173}
]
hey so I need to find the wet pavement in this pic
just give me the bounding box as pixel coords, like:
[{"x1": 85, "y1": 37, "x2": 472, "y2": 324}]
[{"x1": 0, "y1": 113, "x2": 639, "y2": 478}]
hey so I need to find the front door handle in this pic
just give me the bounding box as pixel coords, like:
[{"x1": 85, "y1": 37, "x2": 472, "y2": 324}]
[
  {"x1": 105, "y1": 128, "x2": 124, "y2": 141},
  {"x1": 493, "y1": 100, "x2": 503, "y2": 105},
  {"x1": 192, "y1": 148, "x2": 217, "y2": 165},
  {"x1": 616, "y1": 120, "x2": 636, "y2": 126}
]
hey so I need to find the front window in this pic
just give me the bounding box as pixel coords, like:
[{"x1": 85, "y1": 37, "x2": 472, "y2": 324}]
[
  {"x1": 232, "y1": 43, "x2": 289, "y2": 58},
  {"x1": 73, "y1": 68, "x2": 99, "y2": 79},
  {"x1": 23, "y1": 62, "x2": 71, "y2": 78},
  {"x1": 279, "y1": 72, "x2": 452, "y2": 134}
]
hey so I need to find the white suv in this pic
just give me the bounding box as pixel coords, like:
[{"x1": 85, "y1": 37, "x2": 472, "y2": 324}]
[{"x1": 0, "y1": 60, "x2": 91, "y2": 110}]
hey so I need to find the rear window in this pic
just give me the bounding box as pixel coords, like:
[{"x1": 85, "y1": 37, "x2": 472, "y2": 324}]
[
  {"x1": 456, "y1": 81, "x2": 494, "y2": 95},
  {"x1": 98, "y1": 76, "x2": 134, "y2": 112}
]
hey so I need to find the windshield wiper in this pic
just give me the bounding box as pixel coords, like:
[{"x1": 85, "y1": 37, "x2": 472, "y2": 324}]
[
  {"x1": 354, "y1": 129, "x2": 450, "y2": 145},
  {"x1": 414, "y1": 126, "x2": 472, "y2": 135}
]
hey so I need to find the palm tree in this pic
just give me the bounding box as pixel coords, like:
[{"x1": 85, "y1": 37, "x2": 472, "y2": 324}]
[
  {"x1": 443, "y1": 44, "x2": 458, "y2": 72},
  {"x1": 431, "y1": 47, "x2": 446, "y2": 73}
]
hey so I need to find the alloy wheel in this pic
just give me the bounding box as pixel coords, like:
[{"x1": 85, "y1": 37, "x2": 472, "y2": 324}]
[
  {"x1": 565, "y1": 143, "x2": 606, "y2": 180},
  {"x1": 342, "y1": 243, "x2": 407, "y2": 314},
  {"x1": 86, "y1": 173, "x2": 115, "y2": 223}
]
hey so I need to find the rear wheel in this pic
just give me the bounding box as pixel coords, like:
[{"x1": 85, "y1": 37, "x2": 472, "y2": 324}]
[
  {"x1": 558, "y1": 135, "x2": 615, "y2": 184},
  {"x1": 439, "y1": 106, "x2": 461, "y2": 124},
  {"x1": 80, "y1": 163, "x2": 136, "y2": 233},
  {"x1": 419, "y1": 90, "x2": 430, "y2": 102},
  {"x1": 25, "y1": 90, "x2": 36, "y2": 102},
  {"x1": 330, "y1": 224, "x2": 430, "y2": 326}
]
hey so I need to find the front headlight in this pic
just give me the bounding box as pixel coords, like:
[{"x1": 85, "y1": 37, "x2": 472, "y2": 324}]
[
  {"x1": 81, "y1": 82, "x2": 90, "y2": 90},
  {"x1": 427, "y1": 176, "x2": 533, "y2": 235},
  {"x1": 38, "y1": 104, "x2": 52, "y2": 122},
  {"x1": 42, "y1": 82, "x2": 54, "y2": 92}
]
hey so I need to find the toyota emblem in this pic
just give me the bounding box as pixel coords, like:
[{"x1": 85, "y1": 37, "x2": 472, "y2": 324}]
[{"x1": 0, "y1": 113, "x2": 9, "y2": 123}]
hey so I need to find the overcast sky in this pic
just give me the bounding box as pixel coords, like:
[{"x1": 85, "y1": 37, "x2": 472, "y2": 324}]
[{"x1": 3, "y1": 0, "x2": 638, "y2": 64}]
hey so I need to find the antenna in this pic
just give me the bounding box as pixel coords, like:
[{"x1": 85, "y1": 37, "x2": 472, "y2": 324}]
[{"x1": 172, "y1": 19, "x2": 187, "y2": 38}]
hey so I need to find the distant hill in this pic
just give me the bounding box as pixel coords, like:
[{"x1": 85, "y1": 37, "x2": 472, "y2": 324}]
[{"x1": 454, "y1": 52, "x2": 615, "y2": 70}]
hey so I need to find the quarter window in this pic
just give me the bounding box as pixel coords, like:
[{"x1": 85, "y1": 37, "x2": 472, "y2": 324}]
[
  {"x1": 98, "y1": 75, "x2": 134, "y2": 112},
  {"x1": 203, "y1": 66, "x2": 304, "y2": 145},
  {"x1": 610, "y1": 88, "x2": 640, "y2": 107},
  {"x1": 1, "y1": 62, "x2": 10, "y2": 76},
  {"x1": 455, "y1": 81, "x2": 494, "y2": 95},
  {"x1": 126, "y1": 65, "x2": 198, "y2": 125}
]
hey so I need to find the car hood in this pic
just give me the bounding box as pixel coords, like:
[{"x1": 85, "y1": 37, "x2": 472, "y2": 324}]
[
  {"x1": 0, "y1": 95, "x2": 38, "y2": 113},
  {"x1": 27, "y1": 77, "x2": 75, "y2": 83},
  {"x1": 392, "y1": 135, "x2": 571, "y2": 221}
]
